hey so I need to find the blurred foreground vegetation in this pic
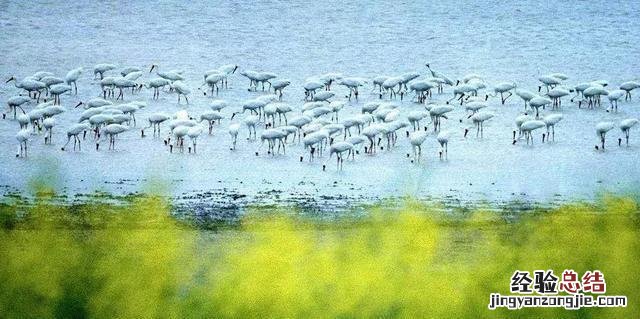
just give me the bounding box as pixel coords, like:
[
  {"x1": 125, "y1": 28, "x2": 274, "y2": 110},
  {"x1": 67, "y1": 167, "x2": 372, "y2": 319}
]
[{"x1": 0, "y1": 194, "x2": 638, "y2": 318}]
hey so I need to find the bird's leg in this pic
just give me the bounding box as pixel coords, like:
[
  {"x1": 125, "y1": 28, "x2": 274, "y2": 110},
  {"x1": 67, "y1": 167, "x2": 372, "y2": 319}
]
[{"x1": 625, "y1": 131, "x2": 630, "y2": 146}]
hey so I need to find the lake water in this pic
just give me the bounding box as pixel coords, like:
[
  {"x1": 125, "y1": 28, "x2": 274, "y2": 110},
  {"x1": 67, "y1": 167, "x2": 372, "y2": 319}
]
[{"x1": 1, "y1": 0, "x2": 639, "y2": 215}]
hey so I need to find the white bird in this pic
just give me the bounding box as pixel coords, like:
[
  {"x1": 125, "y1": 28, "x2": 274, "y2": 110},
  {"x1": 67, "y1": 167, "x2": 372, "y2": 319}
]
[
  {"x1": 313, "y1": 91, "x2": 335, "y2": 102},
  {"x1": 17, "y1": 113, "x2": 29, "y2": 130},
  {"x1": 606, "y1": 89, "x2": 625, "y2": 112},
  {"x1": 529, "y1": 96, "x2": 552, "y2": 118},
  {"x1": 318, "y1": 72, "x2": 343, "y2": 91},
  {"x1": 371, "y1": 75, "x2": 390, "y2": 93},
  {"x1": 100, "y1": 76, "x2": 117, "y2": 98},
  {"x1": 304, "y1": 80, "x2": 324, "y2": 100},
  {"x1": 448, "y1": 84, "x2": 476, "y2": 104},
  {"x1": 32, "y1": 71, "x2": 54, "y2": 80},
  {"x1": 187, "y1": 125, "x2": 204, "y2": 153},
  {"x1": 302, "y1": 131, "x2": 328, "y2": 161},
  {"x1": 461, "y1": 73, "x2": 484, "y2": 84},
  {"x1": 232, "y1": 99, "x2": 267, "y2": 120},
  {"x1": 409, "y1": 130, "x2": 428, "y2": 162},
  {"x1": 243, "y1": 115, "x2": 259, "y2": 140},
  {"x1": 171, "y1": 81, "x2": 191, "y2": 104},
  {"x1": 468, "y1": 112, "x2": 494, "y2": 138},
  {"x1": 493, "y1": 82, "x2": 516, "y2": 104},
  {"x1": 425, "y1": 64, "x2": 454, "y2": 92},
  {"x1": 429, "y1": 105, "x2": 454, "y2": 131},
  {"x1": 26, "y1": 109, "x2": 43, "y2": 131},
  {"x1": 61, "y1": 123, "x2": 91, "y2": 151},
  {"x1": 362, "y1": 124, "x2": 385, "y2": 154},
  {"x1": 115, "y1": 103, "x2": 142, "y2": 126},
  {"x1": 595, "y1": 121, "x2": 615, "y2": 151},
  {"x1": 518, "y1": 120, "x2": 546, "y2": 145},
  {"x1": 344, "y1": 135, "x2": 366, "y2": 159},
  {"x1": 542, "y1": 114, "x2": 563, "y2": 142},
  {"x1": 288, "y1": 115, "x2": 312, "y2": 142},
  {"x1": 538, "y1": 75, "x2": 562, "y2": 92},
  {"x1": 84, "y1": 98, "x2": 112, "y2": 109},
  {"x1": 325, "y1": 142, "x2": 354, "y2": 171},
  {"x1": 515, "y1": 89, "x2": 537, "y2": 110},
  {"x1": 89, "y1": 114, "x2": 114, "y2": 138},
  {"x1": 216, "y1": 64, "x2": 239, "y2": 88},
  {"x1": 409, "y1": 80, "x2": 435, "y2": 103},
  {"x1": 570, "y1": 82, "x2": 591, "y2": 100},
  {"x1": 114, "y1": 78, "x2": 138, "y2": 100},
  {"x1": 43, "y1": 118, "x2": 55, "y2": 144},
  {"x1": 437, "y1": 130, "x2": 450, "y2": 160},
  {"x1": 620, "y1": 81, "x2": 640, "y2": 101},
  {"x1": 271, "y1": 79, "x2": 291, "y2": 100},
  {"x1": 93, "y1": 63, "x2": 117, "y2": 79},
  {"x1": 149, "y1": 64, "x2": 184, "y2": 82},
  {"x1": 124, "y1": 71, "x2": 143, "y2": 82},
  {"x1": 64, "y1": 67, "x2": 82, "y2": 94},
  {"x1": 200, "y1": 111, "x2": 224, "y2": 134},
  {"x1": 204, "y1": 72, "x2": 226, "y2": 96},
  {"x1": 547, "y1": 87, "x2": 570, "y2": 109},
  {"x1": 49, "y1": 84, "x2": 71, "y2": 105},
  {"x1": 581, "y1": 86, "x2": 608, "y2": 109},
  {"x1": 120, "y1": 67, "x2": 141, "y2": 77},
  {"x1": 16, "y1": 129, "x2": 30, "y2": 157},
  {"x1": 263, "y1": 104, "x2": 278, "y2": 126},
  {"x1": 141, "y1": 113, "x2": 170, "y2": 137},
  {"x1": 399, "y1": 72, "x2": 419, "y2": 90},
  {"x1": 259, "y1": 128, "x2": 287, "y2": 155},
  {"x1": 228, "y1": 123, "x2": 241, "y2": 150},
  {"x1": 210, "y1": 100, "x2": 229, "y2": 112},
  {"x1": 339, "y1": 77, "x2": 366, "y2": 101},
  {"x1": 4, "y1": 96, "x2": 30, "y2": 119},
  {"x1": 618, "y1": 118, "x2": 639, "y2": 147},
  {"x1": 407, "y1": 110, "x2": 430, "y2": 131},
  {"x1": 361, "y1": 102, "x2": 381, "y2": 114},
  {"x1": 382, "y1": 76, "x2": 403, "y2": 99},
  {"x1": 6, "y1": 76, "x2": 45, "y2": 101},
  {"x1": 513, "y1": 114, "x2": 534, "y2": 140},
  {"x1": 464, "y1": 101, "x2": 488, "y2": 118},
  {"x1": 146, "y1": 78, "x2": 171, "y2": 100},
  {"x1": 550, "y1": 73, "x2": 569, "y2": 81},
  {"x1": 40, "y1": 76, "x2": 64, "y2": 95},
  {"x1": 274, "y1": 103, "x2": 292, "y2": 125},
  {"x1": 170, "y1": 125, "x2": 190, "y2": 153}
]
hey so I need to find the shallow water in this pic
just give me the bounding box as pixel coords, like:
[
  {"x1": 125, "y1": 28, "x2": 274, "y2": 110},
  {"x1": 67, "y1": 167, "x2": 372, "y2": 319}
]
[{"x1": 0, "y1": 0, "x2": 639, "y2": 213}]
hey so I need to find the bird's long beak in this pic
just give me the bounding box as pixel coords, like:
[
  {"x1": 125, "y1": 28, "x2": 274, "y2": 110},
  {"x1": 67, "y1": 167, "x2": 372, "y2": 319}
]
[
  {"x1": 75, "y1": 101, "x2": 83, "y2": 108},
  {"x1": 231, "y1": 112, "x2": 237, "y2": 120},
  {"x1": 5, "y1": 77, "x2": 14, "y2": 83},
  {"x1": 233, "y1": 66, "x2": 238, "y2": 74},
  {"x1": 149, "y1": 65, "x2": 156, "y2": 73}
]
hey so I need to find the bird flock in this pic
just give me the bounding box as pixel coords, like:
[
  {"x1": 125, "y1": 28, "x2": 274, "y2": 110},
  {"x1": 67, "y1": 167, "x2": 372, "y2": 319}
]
[{"x1": 3, "y1": 62, "x2": 639, "y2": 171}]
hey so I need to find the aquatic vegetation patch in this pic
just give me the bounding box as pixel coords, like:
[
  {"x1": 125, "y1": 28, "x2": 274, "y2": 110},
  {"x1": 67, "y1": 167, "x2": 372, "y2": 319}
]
[{"x1": 0, "y1": 194, "x2": 638, "y2": 318}]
